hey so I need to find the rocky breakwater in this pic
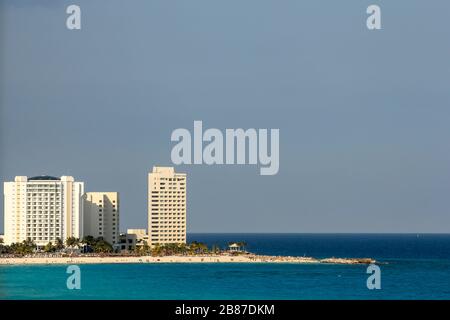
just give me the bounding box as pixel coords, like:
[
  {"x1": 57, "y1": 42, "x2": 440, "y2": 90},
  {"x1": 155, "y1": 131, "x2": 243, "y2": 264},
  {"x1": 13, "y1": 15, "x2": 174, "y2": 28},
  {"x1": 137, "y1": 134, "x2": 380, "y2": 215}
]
[{"x1": 319, "y1": 257, "x2": 376, "y2": 264}]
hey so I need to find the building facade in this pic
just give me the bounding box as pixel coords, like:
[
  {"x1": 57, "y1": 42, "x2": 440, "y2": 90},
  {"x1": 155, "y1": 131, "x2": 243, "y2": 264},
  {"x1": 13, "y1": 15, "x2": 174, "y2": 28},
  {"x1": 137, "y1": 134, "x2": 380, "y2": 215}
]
[
  {"x1": 3, "y1": 176, "x2": 84, "y2": 246},
  {"x1": 127, "y1": 228, "x2": 147, "y2": 246},
  {"x1": 117, "y1": 229, "x2": 147, "y2": 252},
  {"x1": 83, "y1": 192, "x2": 119, "y2": 245},
  {"x1": 148, "y1": 167, "x2": 186, "y2": 246}
]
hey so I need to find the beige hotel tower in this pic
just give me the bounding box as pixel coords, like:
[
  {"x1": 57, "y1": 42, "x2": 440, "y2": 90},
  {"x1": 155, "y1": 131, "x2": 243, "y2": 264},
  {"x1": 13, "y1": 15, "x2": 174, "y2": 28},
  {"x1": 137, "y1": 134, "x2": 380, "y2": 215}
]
[
  {"x1": 148, "y1": 167, "x2": 186, "y2": 246},
  {"x1": 83, "y1": 192, "x2": 119, "y2": 245}
]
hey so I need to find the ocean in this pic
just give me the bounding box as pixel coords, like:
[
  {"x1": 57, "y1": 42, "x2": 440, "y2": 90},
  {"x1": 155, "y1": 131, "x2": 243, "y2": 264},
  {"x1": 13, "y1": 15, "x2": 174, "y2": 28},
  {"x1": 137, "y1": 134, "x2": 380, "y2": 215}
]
[{"x1": 0, "y1": 234, "x2": 449, "y2": 299}]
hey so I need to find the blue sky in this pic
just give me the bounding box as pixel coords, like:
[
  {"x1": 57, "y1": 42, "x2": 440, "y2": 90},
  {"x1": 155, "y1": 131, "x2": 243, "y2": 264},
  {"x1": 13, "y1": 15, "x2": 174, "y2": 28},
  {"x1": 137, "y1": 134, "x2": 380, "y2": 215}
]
[{"x1": 1, "y1": 0, "x2": 449, "y2": 233}]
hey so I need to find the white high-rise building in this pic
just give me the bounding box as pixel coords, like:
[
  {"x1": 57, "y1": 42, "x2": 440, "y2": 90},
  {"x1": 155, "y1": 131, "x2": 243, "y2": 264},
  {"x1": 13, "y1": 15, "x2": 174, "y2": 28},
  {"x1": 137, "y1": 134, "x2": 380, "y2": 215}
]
[
  {"x1": 83, "y1": 192, "x2": 119, "y2": 245},
  {"x1": 3, "y1": 175, "x2": 84, "y2": 246},
  {"x1": 148, "y1": 167, "x2": 186, "y2": 246}
]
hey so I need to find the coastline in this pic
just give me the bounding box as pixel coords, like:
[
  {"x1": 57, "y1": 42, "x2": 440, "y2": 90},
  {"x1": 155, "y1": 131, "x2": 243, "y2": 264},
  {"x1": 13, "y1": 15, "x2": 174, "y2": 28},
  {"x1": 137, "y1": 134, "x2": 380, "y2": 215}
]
[{"x1": 0, "y1": 254, "x2": 375, "y2": 266}]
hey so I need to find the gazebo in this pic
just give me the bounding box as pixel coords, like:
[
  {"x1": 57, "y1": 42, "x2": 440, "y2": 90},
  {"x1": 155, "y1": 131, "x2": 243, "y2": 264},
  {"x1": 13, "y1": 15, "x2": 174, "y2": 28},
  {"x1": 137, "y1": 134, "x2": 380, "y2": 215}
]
[{"x1": 228, "y1": 243, "x2": 243, "y2": 252}]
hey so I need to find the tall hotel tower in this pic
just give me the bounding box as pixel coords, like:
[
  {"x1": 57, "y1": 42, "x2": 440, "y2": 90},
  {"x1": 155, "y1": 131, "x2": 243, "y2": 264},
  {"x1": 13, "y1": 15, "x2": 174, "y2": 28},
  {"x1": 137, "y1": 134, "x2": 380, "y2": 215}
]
[
  {"x1": 148, "y1": 167, "x2": 186, "y2": 246},
  {"x1": 3, "y1": 175, "x2": 84, "y2": 246},
  {"x1": 83, "y1": 192, "x2": 119, "y2": 245}
]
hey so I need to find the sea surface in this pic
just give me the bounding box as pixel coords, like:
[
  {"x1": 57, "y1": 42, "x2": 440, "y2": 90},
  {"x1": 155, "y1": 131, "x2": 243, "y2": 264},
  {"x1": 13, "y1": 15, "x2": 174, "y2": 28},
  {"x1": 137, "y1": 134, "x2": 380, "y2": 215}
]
[{"x1": 1, "y1": 234, "x2": 449, "y2": 300}]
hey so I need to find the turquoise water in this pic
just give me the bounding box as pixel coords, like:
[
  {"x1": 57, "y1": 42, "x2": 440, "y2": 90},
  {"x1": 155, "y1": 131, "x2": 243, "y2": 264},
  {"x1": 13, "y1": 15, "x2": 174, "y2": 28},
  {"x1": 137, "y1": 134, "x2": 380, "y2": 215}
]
[{"x1": 1, "y1": 234, "x2": 449, "y2": 299}]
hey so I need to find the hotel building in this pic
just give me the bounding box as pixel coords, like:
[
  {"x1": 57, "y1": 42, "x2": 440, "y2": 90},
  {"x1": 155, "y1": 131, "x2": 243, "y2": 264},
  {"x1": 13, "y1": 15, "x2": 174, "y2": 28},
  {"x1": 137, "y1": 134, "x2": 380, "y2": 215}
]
[
  {"x1": 127, "y1": 228, "x2": 148, "y2": 248},
  {"x1": 148, "y1": 167, "x2": 186, "y2": 246},
  {"x1": 3, "y1": 176, "x2": 84, "y2": 246},
  {"x1": 83, "y1": 192, "x2": 119, "y2": 245},
  {"x1": 118, "y1": 229, "x2": 147, "y2": 251}
]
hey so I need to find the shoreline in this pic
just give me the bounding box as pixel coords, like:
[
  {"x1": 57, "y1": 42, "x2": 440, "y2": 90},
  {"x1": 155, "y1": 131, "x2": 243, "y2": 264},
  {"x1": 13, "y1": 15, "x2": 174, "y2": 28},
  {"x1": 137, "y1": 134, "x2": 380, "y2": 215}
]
[{"x1": 0, "y1": 254, "x2": 376, "y2": 266}]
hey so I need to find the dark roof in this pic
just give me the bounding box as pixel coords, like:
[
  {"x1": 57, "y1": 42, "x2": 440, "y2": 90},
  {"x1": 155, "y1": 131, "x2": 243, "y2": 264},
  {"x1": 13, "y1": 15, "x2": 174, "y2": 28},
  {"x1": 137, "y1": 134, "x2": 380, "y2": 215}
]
[{"x1": 28, "y1": 175, "x2": 60, "y2": 181}]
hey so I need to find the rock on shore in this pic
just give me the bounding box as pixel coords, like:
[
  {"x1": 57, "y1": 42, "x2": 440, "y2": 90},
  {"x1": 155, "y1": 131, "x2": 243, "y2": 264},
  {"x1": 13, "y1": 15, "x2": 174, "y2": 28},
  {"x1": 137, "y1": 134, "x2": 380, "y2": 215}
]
[{"x1": 319, "y1": 258, "x2": 376, "y2": 264}]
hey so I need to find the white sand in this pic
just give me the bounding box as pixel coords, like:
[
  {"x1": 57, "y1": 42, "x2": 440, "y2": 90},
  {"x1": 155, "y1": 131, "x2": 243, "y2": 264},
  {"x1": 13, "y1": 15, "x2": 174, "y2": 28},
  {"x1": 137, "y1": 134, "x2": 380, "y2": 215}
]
[{"x1": 0, "y1": 255, "x2": 374, "y2": 265}]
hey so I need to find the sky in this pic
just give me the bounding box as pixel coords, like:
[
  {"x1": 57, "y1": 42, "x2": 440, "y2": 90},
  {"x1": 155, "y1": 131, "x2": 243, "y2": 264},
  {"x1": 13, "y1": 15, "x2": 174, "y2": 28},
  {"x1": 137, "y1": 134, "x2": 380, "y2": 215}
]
[{"x1": 0, "y1": 0, "x2": 449, "y2": 233}]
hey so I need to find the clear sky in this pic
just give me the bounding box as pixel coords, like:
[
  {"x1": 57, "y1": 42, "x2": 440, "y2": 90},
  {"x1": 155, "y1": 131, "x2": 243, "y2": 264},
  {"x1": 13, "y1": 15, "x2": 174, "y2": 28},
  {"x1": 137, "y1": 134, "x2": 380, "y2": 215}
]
[{"x1": 1, "y1": 0, "x2": 449, "y2": 233}]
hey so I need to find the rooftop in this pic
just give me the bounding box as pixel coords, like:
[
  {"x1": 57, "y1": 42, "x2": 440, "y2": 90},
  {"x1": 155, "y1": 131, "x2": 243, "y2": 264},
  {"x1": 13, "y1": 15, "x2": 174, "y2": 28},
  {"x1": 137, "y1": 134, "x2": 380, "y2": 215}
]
[{"x1": 28, "y1": 175, "x2": 61, "y2": 181}]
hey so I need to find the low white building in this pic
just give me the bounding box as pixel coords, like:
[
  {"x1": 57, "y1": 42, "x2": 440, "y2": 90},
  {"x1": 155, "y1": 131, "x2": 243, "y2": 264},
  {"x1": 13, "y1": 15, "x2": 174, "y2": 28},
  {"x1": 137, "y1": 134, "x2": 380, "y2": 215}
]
[
  {"x1": 118, "y1": 233, "x2": 137, "y2": 251},
  {"x1": 117, "y1": 229, "x2": 147, "y2": 251}
]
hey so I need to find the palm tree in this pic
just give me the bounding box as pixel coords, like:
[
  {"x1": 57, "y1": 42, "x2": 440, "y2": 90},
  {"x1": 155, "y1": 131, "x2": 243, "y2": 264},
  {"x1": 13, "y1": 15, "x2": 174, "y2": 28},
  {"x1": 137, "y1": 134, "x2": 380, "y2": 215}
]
[
  {"x1": 11, "y1": 239, "x2": 37, "y2": 255},
  {"x1": 44, "y1": 242, "x2": 55, "y2": 253},
  {"x1": 83, "y1": 235, "x2": 94, "y2": 245},
  {"x1": 238, "y1": 241, "x2": 247, "y2": 252},
  {"x1": 93, "y1": 238, "x2": 113, "y2": 254},
  {"x1": 23, "y1": 238, "x2": 36, "y2": 251},
  {"x1": 66, "y1": 237, "x2": 80, "y2": 248},
  {"x1": 151, "y1": 243, "x2": 162, "y2": 256},
  {"x1": 0, "y1": 242, "x2": 9, "y2": 254},
  {"x1": 142, "y1": 243, "x2": 151, "y2": 255},
  {"x1": 66, "y1": 237, "x2": 80, "y2": 255},
  {"x1": 198, "y1": 242, "x2": 209, "y2": 254},
  {"x1": 0, "y1": 237, "x2": 5, "y2": 253},
  {"x1": 166, "y1": 243, "x2": 180, "y2": 255},
  {"x1": 178, "y1": 243, "x2": 188, "y2": 255},
  {"x1": 55, "y1": 238, "x2": 64, "y2": 251},
  {"x1": 211, "y1": 244, "x2": 221, "y2": 254},
  {"x1": 188, "y1": 241, "x2": 199, "y2": 255},
  {"x1": 135, "y1": 242, "x2": 151, "y2": 256}
]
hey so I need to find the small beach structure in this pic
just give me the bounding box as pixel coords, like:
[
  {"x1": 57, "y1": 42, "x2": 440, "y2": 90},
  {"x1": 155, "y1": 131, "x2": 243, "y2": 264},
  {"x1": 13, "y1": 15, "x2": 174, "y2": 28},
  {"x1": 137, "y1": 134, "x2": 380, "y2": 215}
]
[{"x1": 228, "y1": 242, "x2": 246, "y2": 252}]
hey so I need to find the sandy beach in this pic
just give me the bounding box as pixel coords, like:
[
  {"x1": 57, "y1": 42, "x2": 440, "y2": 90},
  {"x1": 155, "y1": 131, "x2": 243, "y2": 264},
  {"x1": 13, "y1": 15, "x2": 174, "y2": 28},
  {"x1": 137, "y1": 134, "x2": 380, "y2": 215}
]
[{"x1": 0, "y1": 254, "x2": 375, "y2": 265}]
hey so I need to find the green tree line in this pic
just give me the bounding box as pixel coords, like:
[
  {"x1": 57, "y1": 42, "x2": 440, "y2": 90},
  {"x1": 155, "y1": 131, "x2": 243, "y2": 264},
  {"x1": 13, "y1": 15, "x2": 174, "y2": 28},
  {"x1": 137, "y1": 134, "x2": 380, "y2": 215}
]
[{"x1": 0, "y1": 236, "x2": 114, "y2": 255}]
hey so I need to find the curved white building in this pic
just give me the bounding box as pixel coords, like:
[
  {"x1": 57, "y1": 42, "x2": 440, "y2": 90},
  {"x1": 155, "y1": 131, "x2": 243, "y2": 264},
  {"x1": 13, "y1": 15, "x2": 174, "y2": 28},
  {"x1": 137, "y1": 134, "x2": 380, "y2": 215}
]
[{"x1": 3, "y1": 175, "x2": 84, "y2": 246}]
